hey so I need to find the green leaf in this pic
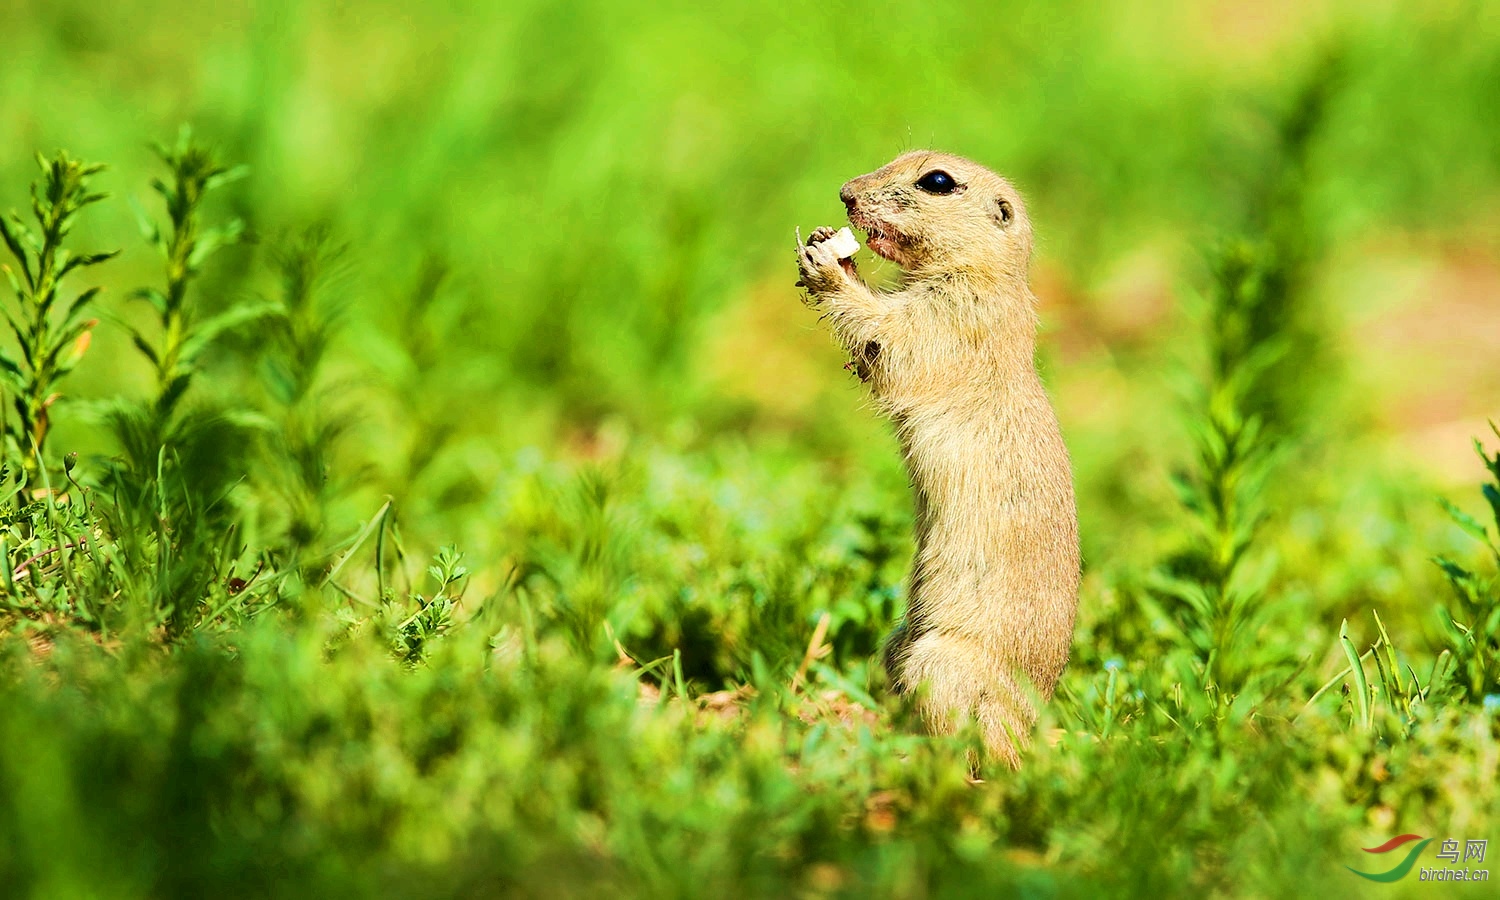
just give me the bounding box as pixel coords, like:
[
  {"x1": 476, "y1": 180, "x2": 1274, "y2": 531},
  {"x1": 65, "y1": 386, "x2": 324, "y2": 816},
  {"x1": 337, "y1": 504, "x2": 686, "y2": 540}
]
[
  {"x1": 204, "y1": 165, "x2": 250, "y2": 192},
  {"x1": 1483, "y1": 483, "x2": 1500, "y2": 534},
  {"x1": 186, "y1": 219, "x2": 246, "y2": 269},
  {"x1": 57, "y1": 249, "x2": 120, "y2": 280},
  {"x1": 2, "y1": 262, "x2": 22, "y2": 296},
  {"x1": 219, "y1": 409, "x2": 279, "y2": 433},
  {"x1": 1483, "y1": 428, "x2": 1500, "y2": 480},
  {"x1": 1338, "y1": 619, "x2": 1371, "y2": 730},
  {"x1": 128, "y1": 329, "x2": 161, "y2": 366},
  {"x1": 43, "y1": 318, "x2": 97, "y2": 373},
  {"x1": 1369, "y1": 636, "x2": 1396, "y2": 707},
  {"x1": 1429, "y1": 650, "x2": 1455, "y2": 692},
  {"x1": 1434, "y1": 556, "x2": 1473, "y2": 585},
  {"x1": 0, "y1": 349, "x2": 22, "y2": 381},
  {"x1": 8, "y1": 312, "x2": 35, "y2": 369},
  {"x1": 1440, "y1": 498, "x2": 1490, "y2": 543},
  {"x1": 1436, "y1": 605, "x2": 1472, "y2": 646},
  {"x1": 159, "y1": 376, "x2": 193, "y2": 414},
  {"x1": 178, "y1": 302, "x2": 277, "y2": 366},
  {"x1": 130, "y1": 287, "x2": 170, "y2": 316},
  {"x1": 128, "y1": 196, "x2": 164, "y2": 251},
  {"x1": 1372, "y1": 609, "x2": 1402, "y2": 697},
  {"x1": 0, "y1": 215, "x2": 34, "y2": 286},
  {"x1": 62, "y1": 286, "x2": 104, "y2": 327},
  {"x1": 0, "y1": 303, "x2": 30, "y2": 348}
]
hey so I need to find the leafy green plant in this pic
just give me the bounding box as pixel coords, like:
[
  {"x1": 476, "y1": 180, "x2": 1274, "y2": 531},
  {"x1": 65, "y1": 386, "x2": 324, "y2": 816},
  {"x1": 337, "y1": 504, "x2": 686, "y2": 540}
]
[
  {"x1": 128, "y1": 127, "x2": 253, "y2": 417},
  {"x1": 368, "y1": 256, "x2": 469, "y2": 510},
  {"x1": 0, "y1": 156, "x2": 115, "y2": 630},
  {"x1": 255, "y1": 226, "x2": 353, "y2": 582},
  {"x1": 1137, "y1": 51, "x2": 1347, "y2": 723},
  {"x1": 95, "y1": 131, "x2": 260, "y2": 637},
  {"x1": 383, "y1": 543, "x2": 468, "y2": 663},
  {"x1": 0, "y1": 453, "x2": 105, "y2": 628},
  {"x1": 1306, "y1": 612, "x2": 1451, "y2": 737},
  {"x1": 1225, "y1": 48, "x2": 1343, "y2": 430},
  {"x1": 514, "y1": 466, "x2": 634, "y2": 658},
  {"x1": 1148, "y1": 240, "x2": 1289, "y2": 718},
  {"x1": 0, "y1": 152, "x2": 116, "y2": 483},
  {"x1": 1433, "y1": 425, "x2": 1500, "y2": 702}
]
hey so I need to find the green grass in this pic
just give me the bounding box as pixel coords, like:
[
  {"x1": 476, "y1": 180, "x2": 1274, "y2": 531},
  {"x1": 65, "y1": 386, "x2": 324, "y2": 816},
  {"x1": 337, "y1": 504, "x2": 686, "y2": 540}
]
[{"x1": 1, "y1": 0, "x2": 1499, "y2": 896}]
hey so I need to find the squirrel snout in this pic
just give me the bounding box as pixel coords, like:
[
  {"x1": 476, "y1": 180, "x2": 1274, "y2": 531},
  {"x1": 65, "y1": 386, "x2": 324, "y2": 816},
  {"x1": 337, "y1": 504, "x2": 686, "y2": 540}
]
[{"x1": 839, "y1": 184, "x2": 857, "y2": 213}]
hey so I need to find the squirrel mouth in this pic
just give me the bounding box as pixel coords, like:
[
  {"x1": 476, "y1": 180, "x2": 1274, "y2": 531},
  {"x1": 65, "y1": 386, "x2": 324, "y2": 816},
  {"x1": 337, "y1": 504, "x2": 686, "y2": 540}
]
[
  {"x1": 855, "y1": 221, "x2": 904, "y2": 263},
  {"x1": 852, "y1": 214, "x2": 894, "y2": 259}
]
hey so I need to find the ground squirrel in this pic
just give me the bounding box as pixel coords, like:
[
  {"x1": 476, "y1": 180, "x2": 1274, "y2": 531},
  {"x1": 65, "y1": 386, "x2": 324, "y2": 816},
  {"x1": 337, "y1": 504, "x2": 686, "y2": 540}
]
[{"x1": 795, "y1": 151, "x2": 1080, "y2": 767}]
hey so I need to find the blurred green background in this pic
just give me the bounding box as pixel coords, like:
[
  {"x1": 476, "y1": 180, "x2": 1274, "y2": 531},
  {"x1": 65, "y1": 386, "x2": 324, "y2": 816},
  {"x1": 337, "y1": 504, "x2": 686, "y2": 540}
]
[
  {"x1": 1, "y1": 0, "x2": 1498, "y2": 896},
  {"x1": 6, "y1": 0, "x2": 1497, "y2": 545}
]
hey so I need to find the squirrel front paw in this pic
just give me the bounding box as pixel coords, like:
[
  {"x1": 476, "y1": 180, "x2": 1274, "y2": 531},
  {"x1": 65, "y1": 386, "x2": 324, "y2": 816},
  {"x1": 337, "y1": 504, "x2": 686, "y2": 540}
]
[{"x1": 794, "y1": 226, "x2": 849, "y2": 299}]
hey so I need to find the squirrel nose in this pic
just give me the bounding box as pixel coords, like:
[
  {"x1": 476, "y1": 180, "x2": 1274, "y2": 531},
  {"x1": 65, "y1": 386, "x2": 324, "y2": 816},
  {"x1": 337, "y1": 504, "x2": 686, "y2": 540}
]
[{"x1": 839, "y1": 184, "x2": 857, "y2": 211}]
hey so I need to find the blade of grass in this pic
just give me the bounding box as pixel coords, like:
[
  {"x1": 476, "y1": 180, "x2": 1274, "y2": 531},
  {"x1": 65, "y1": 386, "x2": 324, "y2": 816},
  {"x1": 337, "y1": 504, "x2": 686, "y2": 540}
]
[
  {"x1": 324, "y1": 498, "x2": 393, "y2": 585},
  {"x1": 1338, "y1": 619, "x2": 1371, "y2": 729}
]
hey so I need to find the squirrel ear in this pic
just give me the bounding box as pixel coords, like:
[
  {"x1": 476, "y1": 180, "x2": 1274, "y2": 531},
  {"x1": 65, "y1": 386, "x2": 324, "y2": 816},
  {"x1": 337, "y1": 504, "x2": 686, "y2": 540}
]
[{"x1": 995, "y1": 198, "x2": 1014, "y2": 227}]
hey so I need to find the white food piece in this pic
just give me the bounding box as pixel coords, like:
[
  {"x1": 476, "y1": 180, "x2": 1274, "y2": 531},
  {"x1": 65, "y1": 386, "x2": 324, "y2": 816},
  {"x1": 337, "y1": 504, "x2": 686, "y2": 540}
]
[{"x1": 823, "y1": 227, "x2": 860, "y2": 260}]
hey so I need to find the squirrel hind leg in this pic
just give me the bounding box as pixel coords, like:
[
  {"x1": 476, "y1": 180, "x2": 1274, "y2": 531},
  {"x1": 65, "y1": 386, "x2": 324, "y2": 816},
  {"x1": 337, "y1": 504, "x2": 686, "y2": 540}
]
[{"x1": 899, "y1": 630, "x2": 1039, "y2": 769}]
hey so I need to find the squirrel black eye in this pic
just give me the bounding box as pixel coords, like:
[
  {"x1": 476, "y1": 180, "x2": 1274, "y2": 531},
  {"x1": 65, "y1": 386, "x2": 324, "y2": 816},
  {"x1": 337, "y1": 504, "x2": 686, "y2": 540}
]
[{"x1": 915, "y1": 170, "x2": 957, "y2": 194}]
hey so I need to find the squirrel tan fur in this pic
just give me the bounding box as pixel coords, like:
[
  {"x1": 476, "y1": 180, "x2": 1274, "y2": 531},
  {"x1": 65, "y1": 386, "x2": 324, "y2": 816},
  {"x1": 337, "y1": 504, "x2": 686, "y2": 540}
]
[{"x1": 795, "y1": 151, "x2": 1080, "y2": 767}]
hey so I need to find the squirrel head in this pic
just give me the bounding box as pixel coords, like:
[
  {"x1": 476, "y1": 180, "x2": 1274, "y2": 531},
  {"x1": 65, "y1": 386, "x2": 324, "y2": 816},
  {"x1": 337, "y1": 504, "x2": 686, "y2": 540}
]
[{"x1": 840, "y1": 151, "x2": 1033, "y2": 283}]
